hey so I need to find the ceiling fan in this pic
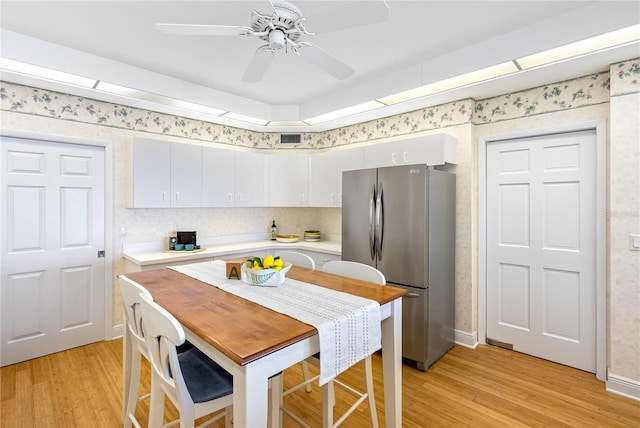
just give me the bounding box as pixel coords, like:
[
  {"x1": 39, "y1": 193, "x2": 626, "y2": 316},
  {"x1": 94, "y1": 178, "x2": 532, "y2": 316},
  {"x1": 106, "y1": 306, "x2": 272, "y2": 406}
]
[{"x1": 155, "y1": 0, "x2": 390, "y2": 83}]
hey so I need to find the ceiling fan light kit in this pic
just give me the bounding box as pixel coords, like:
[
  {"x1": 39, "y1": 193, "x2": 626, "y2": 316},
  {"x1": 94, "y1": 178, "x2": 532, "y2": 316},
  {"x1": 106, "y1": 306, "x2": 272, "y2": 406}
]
[{"x1": 156, "y1": 0, "x2": 390, "y2": 83}]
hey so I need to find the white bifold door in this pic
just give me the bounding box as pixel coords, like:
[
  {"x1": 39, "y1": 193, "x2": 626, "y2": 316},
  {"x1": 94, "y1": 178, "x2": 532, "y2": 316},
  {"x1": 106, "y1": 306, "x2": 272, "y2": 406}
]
[
  {"x1": 1, "y1": 137, "x2": 105, "y2": 366},
  {"x1": 486, "y1": 130, "x2": 596, "y2": 373}
]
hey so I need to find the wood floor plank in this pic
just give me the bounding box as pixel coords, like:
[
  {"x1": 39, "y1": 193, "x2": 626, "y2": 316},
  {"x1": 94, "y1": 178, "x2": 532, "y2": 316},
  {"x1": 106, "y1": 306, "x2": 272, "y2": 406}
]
[{"x1": 1, "y1": 340, "x2": 638, "y2": 427}]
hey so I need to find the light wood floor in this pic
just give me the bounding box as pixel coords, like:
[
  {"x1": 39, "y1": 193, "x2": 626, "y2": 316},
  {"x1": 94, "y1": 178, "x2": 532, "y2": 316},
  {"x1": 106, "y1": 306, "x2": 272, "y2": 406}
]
[{"x1": 1, "y1": 340, "x2": 638, "y2": 427}]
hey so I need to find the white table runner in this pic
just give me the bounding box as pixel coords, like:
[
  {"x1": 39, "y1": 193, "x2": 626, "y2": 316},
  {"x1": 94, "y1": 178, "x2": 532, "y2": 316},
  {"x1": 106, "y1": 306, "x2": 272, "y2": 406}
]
[{"x1": 169, "y1": 260, "x2": 381, "y2": 385}]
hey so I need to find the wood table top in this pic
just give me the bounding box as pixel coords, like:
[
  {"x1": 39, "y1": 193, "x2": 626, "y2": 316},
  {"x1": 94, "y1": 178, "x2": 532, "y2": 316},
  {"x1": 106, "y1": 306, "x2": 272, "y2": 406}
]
[{"x1": 122, "y1": 265, "x2": 406, "y2": 366}]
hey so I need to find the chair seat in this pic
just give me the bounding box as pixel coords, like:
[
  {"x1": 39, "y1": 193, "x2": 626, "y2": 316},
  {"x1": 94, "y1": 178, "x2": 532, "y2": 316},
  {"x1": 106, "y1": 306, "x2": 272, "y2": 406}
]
[{"x1": 179, "y1": 348, "x2": 233, "y2": 403}]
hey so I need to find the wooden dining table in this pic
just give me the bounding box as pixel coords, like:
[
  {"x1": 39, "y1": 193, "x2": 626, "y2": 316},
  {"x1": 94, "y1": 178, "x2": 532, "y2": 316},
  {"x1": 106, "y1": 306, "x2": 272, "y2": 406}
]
[{"x1": 122, "y1": 262, "x2": 406, "y2": 427}]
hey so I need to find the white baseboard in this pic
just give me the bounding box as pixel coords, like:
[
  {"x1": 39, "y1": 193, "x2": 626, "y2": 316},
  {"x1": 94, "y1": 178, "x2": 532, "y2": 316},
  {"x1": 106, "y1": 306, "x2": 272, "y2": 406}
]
[
  {"x1": 454, "y1": 329, "x2": 478, "y2": 349},
  {"x1": 112, "y1": 324, "x2": 124, "y2": 340},
  {"x1": 606, "y1": 372, "x2": 640, "y2": 401}
]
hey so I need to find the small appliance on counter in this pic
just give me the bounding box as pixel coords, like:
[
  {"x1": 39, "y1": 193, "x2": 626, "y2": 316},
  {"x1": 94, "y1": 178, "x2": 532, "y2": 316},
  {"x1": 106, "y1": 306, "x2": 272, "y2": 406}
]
[
  {"x1": 177, "y1": 231, "x2": 197, "y2": 246},
  {"x1": 166, "y1": 231, "x2": 201, "y2": 251}
]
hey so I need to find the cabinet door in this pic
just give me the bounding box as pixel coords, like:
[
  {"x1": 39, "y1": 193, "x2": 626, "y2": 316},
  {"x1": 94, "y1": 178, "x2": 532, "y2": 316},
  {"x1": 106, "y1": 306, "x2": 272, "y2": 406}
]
[
  {"x1": 269, "y1": 153, "x2": 310, "y2": 206},
  {"x1": 400, "y1": 134, "x2": 457, "y2": 165},
  {"x1": 132, "y1": 139, "x2": 171, "y2": 208},
  {"x1": 170, "y1": 143, "x2": 202, "y2": 207},
  {"x1": 202, "y1": 147, "x2": 235, "y2": 207},
  {"x1": 364, "y1": 141, "x2": 400, "y2": 168},
  {"x1": 310, "y1": 151, "x2": 338, "y2": 207},
  {"x1": 235, "y1": 151, "x2": 267, "y2": 207},
  {"x1": 335, "y1": 147, "x2": 364, "y2": 207}
]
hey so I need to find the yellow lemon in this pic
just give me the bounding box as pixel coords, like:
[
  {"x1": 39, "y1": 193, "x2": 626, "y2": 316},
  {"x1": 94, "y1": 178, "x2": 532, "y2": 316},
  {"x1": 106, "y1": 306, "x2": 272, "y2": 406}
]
[{"x1": 263, "y1": 255, "x2": 274, "y2": 269}]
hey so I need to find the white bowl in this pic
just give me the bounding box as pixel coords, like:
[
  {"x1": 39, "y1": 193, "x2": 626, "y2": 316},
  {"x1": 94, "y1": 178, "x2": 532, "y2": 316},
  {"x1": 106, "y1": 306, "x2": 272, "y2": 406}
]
[
  {"x1": 241, "y1": 262, "x2": 292, "y2": 286},
  {"x1": 275, "y1": 234, "x2": 299, "y2": 243}
]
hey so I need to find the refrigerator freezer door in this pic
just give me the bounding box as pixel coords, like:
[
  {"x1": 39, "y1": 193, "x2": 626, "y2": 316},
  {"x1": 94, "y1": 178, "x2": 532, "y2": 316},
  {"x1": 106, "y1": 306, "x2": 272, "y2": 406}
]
[
  {"x1": 342, "y1": 168, "x2": 378, "y2": 267},
  {"x1": 376, "y1": 165, "x2": 428, "y2": 288},
  {"x1": 395, "y1": 284, "x2": 428, "y2": 370}
]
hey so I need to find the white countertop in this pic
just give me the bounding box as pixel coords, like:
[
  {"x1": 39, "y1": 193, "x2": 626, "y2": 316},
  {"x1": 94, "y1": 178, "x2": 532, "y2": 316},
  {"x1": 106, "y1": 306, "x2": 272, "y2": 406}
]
[{"x1": 123, "y1": 236, "x2": 341, "y2": 267}]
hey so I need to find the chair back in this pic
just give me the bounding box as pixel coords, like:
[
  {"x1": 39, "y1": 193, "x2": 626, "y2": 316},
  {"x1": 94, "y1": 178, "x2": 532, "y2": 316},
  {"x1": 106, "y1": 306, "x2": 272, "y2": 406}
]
[
  {"x1": 275, "y1": 251, "x2": 316, "y2": 270},
  {"x1": 322, "y1": 260, "x2": 386, "y2": 284},
  {"x1": 119, "y1": 275, "x2": 153, "y2": 349},
  {"x1": 137, "y1": 293, "x2": 190, "y2": 406}
]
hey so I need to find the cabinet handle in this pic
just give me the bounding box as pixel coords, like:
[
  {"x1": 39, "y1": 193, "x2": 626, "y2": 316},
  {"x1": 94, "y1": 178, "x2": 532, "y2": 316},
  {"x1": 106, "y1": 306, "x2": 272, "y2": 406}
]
[
  {"x1": 175, "y1": 192, "x2": 179, "y2": 201},
  {"x1": 392, "y1": 152, "x2": 397, "y2": 164},
  {"x1": 237, "y1": 193, "x2": 242, "y2": 203},
  {"x1": 227, "y1": 193, "x2": 233, "y2": 203},
  {"x1": 330, "y1": 193, "x2": 335, "y2": 204},
  {"x1": 406, "y1": 293, "x2": 421, "y2": 298},
  {"x1": 162, "y1": 191, "x2": 166, "y2": 201},
  {"x1": 301, "y1": 194, "x2": 306, "y2": 205},
  {"x1": 338, "y1": 193, "x2": 342, "y2": 205},
  {"x1": 403, "y1": 151, "x2": 408, "y2": 163}
]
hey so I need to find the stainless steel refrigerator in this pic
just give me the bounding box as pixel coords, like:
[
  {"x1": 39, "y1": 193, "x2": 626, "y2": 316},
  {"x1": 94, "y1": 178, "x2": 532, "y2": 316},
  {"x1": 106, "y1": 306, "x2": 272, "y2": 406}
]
[{"x1": 342, "y1": 164, "x2": 455, "y2": 370}]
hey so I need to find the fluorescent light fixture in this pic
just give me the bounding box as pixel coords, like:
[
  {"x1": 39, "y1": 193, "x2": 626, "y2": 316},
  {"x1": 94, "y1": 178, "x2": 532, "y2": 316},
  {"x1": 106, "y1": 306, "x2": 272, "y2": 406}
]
[
  {"x1": 95, "y1": 81, "x2": 227, "y2": 116},
  {"x1": 378, "y1": 61, "x2": 519, "y2": 105},
  {"x1": 267, "y1": 121, "x2": 308, "y2": 127},
  {"x1": 221, "y1": 112, "x2": 269, "y2": 126},
  {"x1": 0, "y1": 57, "x2": 97, "y2": 88},
  {"x1": 517, "y1": 24, "x2": 640, "y2": 70},
  {"x1": 304, "y1": 100, "x2": 385, "y2": 125}
]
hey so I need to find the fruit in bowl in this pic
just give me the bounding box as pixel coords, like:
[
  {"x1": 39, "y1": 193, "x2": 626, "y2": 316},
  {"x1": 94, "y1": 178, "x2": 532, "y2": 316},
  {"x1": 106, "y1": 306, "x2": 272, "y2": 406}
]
[{"x1": 242, "y1": 255, "x2": 292, "y2": 286}]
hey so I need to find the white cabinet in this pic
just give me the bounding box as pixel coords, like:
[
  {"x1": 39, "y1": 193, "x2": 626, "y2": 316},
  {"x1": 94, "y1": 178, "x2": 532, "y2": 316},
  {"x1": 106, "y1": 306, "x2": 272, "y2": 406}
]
[
  {"x1": 171, "y1": 143, "x2": 202, "y2": 207},
  {"x1": 129, "y1": 138, "x2": 202, "y2": 208},
  {"x1": 364, "y1": 134, "x2": 457, "y2": 168},
  {"x1": 310, "y1": 147, "x2": 364, "y2": 207},
  {"x1": 236, "y1": 151, "x2": 268, "y2": 207},
  {"x1": 268, "y1": 152, "x2": 310, "y2": 206},
  {"x1": 202, "y1": 148, "x2": 268, "y2": 207},
  {"x1": 202, "y1": 146, "x2": 235, "y2": 207}
]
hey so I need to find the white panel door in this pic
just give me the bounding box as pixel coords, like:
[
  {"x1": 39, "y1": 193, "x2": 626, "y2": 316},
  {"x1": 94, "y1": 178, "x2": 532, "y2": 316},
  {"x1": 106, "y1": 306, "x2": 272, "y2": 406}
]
[
  {"x1": 486, "y1": 130, "x2": 596, "y2": 372},
  {"x1": 1, "y1": 137, "x2": 105, "y2": 366}
]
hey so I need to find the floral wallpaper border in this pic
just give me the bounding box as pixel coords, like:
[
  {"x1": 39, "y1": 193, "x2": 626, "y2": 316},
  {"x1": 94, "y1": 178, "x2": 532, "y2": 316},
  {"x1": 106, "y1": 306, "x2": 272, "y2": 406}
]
[{"x1": 1, "y1": 58, "x2": 638, "y2": 149}]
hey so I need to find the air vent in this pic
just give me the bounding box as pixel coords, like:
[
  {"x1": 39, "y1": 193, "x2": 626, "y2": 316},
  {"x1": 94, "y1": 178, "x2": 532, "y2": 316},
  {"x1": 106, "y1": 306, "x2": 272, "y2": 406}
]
[{"x1": 280, "y1": 134, "x2": 301, "y2": 145}]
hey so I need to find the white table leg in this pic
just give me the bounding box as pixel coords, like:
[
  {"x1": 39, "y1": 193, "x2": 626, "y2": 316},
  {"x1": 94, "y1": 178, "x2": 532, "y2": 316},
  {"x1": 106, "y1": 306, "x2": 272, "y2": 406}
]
[
  {"x1": 382, "y1": 298, "x2": 402, "y2": 427},
  {"x1": 234, "y1": 367, "x2": 269, "y2": 427}
]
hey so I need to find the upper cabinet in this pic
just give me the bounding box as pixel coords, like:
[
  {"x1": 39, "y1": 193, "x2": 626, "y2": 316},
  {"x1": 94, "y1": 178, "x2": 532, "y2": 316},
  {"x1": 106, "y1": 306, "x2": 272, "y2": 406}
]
[
  {"x1": 129, "y1": 133, "x2": 455, "y2": 209},
  {"x1": 128, "y1": 138, "x2": 202, "y2": 208},
  {"x1": 310, "y1": 146, "x2": 364, "y2": 207},
  {"x1": 268, "y1": 152, "x2": 310, "y2": 207},
  {"x1": 202, "y1": 148, "x2": 267, "y2": 207},
  {"x1": 364, "y1": 134, "x2": 457, "y2": 168},
  {"x1": 235, "y1": 151, "x2": 268, "y2": 207}
]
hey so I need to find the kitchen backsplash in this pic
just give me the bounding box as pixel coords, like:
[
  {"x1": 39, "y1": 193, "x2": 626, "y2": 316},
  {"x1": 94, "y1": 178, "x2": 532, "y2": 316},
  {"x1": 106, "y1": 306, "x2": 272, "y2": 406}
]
[{"x1": 121, "y1": 207, "x2": 342, "y2": 245}]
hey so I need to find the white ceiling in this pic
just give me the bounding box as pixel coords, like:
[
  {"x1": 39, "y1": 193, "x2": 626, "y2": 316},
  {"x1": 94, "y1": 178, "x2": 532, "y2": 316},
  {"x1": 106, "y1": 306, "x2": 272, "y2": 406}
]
[{"x1": 1, "y1": 1, "x2": 639, "y2": 131}]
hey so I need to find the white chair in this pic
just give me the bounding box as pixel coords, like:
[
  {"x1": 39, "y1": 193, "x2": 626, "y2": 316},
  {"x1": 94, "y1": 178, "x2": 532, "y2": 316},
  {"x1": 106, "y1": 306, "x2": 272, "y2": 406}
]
[
  {"x1": 119, "y1": 275, "x2": 154, "y2": 428},
  {"x1": 120, "y1": 275, "x2": 196, "y2": 428},
  {"x1": 274, "y1": 251, "x2": 315, "y2": 270},
  {"x1": 138, "y1": 292, "x2": 235, "y2": 428},
  {"x1": 282, "y1": 260, "x2": 385, "y2": 428}
]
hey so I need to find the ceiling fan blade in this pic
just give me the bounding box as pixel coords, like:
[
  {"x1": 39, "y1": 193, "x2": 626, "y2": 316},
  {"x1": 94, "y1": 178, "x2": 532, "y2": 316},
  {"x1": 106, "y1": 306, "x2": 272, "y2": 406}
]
[
  {"x1": 242, "y1": 48, "x2": 276, "y2": 82},
  {"x1": 299, "y1": 44, "x2": 355, "y2": 80},
  {"x1": 305, "y1": 1, "x2": 390, "y2": 34},
  {"x1": 156, "y1": 23, "x2": 243, "y2": 36}
]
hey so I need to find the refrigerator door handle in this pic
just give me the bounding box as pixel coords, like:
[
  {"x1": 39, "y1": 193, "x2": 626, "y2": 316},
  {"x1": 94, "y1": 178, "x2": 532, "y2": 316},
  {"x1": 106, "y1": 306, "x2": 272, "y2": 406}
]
[
  {"x1": 376, "y1": 182, "x2": 384, "y2": 261},
  {"x1": 368, "y1": 184, "x2": 376, "y2": 260}
]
